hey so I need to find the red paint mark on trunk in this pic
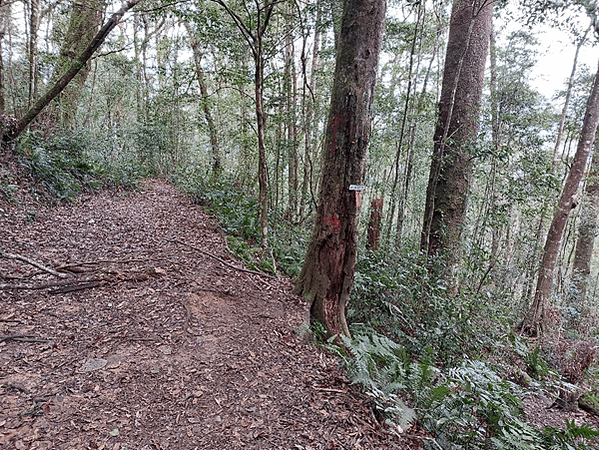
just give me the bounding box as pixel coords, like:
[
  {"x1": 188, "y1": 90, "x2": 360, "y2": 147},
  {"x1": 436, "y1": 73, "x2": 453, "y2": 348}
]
[{"x1": 323, "y1": 214, "x2": 340, "y2": 229}]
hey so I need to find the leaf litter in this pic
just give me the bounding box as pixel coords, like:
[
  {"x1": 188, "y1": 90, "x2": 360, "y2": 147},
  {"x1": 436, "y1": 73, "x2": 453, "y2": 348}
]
[{"x1": 0, "y1": 179, "x2": 420, "y2": 449}]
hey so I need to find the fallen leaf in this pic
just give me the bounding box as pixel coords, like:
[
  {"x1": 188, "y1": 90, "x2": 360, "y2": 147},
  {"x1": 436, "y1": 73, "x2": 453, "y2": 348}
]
[{"x1": 80, "y1": 358, "x2": 107, "y2": 373}]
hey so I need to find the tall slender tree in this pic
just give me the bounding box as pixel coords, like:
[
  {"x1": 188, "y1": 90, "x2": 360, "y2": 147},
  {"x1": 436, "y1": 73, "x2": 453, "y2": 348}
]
[
  {"x1": 185, "y1": 22, "x2": 221, "y2": 177},
  {"x1": 209, "y1": 0, "x2": 277, "y2": 248},
  {"x1": 3, "y1": 0, "x2": 142, "y2": 142},
  {"x1": 27, "y1": 0, "x2": 41, "y2": 108},
  {"x1": 0, "y1": 0, "x2": 10, "y2": 115},
  {"x1": 521, "y1": 61, "x2": 599, "y2": 336},
  {"x1": 420, "y1": 0, "x2": 494, "y2": 271},
  {"x1": 570, "y1": 139, "x2": 599, "y2": 303},
  {"x1": 294, "y1": 0, "x2": 386, "y2": 337}
]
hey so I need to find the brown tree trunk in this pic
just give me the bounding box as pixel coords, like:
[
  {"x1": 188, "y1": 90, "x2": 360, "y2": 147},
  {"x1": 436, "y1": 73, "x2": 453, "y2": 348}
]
[
  {"x1": 387, "y1": 1, "x2": 423, "y2": 246},
  {"x1": 188, "y1": 31, "x2": 221, "y2": 177},
  {"x1": 367, "y1": 198, "x2": 384, "y2": 251},
  {"x1": 211, "y1": 0, "x2": 275, "y2": 248},
  {"x1": 0, "y1": 0, "x2": 10, "y2": 115},
  {"x1": 396, "y1": 12, "x2": 443, "y2": 245},
  {"x1": 299, "y1": 1, "x2": 322, "y2": 219},
  {"x1": 54, "y1": 0, "x2": 108, "y2": 127},
  {"x1": 520, "y1": 61, "x2": 599, "y2": 337},
  {"x1": 3, "y1": 0, "x2": 141, "y2": 142},
  {"x1": 255, "y1": 44, "x2": 269, "y2": 248},
  {"x1": 529, "y1": 28, "x2": 589, "y2": 291},
  {"x1": 570, "y1": 140, "x2": 599, "y2": 302},
  {"x1": 294, "y1": 0, "x2": 386, "y2": 337},
  {"x1": 285, "y1": 6, "x2": 298, "y2": 221},
  {"x1": 420, "y1": 0, "x2": 493, "y2": 269},
  {"x1": 27, "y1": 0, "x2": 41, "y2": 108}
]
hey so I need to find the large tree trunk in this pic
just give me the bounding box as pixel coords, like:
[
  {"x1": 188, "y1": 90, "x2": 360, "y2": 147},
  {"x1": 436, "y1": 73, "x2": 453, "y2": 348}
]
[
  {"x1": 3, "y1": 0, "x2": 142, "y2": 142},
  {"x1": 294, "y1": 0, "x2": 386, "y2": 338},
  {"x1": 420, "y1": 0, "x2": 493, "y2": 269},
  {"x1": 520, "y1": 61, "x2": 599, "y2": 337},
  {"x1": 54, "y1": 0, "x2": 108, "y2": 127}
]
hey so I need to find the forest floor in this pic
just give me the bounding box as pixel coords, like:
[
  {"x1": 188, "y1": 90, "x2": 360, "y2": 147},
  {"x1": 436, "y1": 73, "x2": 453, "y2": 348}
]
[
  {"x1": 0, "y1": 179, "x2": 597, "y2": 450},
  {"x1": 0, "y1": 179, "x2": 421, "y2": 450}
]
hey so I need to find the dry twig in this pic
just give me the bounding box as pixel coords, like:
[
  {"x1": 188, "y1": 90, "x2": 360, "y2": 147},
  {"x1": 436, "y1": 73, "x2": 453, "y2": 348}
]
[
  {"x1": 168, "y1": 238, "x2": 276, "y2": 280},
  {"x1": 0, "y1": 252, "x2": 67, "y2": 278},
  {"x1": 0, "y1": 334, "x2": 48, "y2": 343}
]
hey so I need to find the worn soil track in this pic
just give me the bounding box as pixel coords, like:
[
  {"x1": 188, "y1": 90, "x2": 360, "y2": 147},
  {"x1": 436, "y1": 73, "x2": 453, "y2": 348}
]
[{"x1": 0, "y1": 180, "x2": 413, "y2": 450}]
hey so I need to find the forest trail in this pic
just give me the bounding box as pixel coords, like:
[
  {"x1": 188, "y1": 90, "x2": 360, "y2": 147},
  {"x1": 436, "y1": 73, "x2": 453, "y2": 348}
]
[{"x1": 0, "y1": 180, "x2": 408, "y2": 450}]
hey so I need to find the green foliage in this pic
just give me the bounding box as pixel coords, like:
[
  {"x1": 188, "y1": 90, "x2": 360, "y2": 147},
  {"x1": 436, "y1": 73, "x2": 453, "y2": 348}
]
[
  {"x1": 0, "y1": 176, "x2": 18, "y2": 204},
  {"x1": 540, "y1": 420, "x2": 599, "y2": 450},
  {"x1": 175, "y1": 173, "x2": 309, "y2": 278},
  {"x1": 339, "y1": 329, "x2": 599, "y2": 450},
  {"x1": 349, "y1": 250, "x2": 497, "y2": 366},
  {"x1": 11, "y1": 128, "x2": 145, "y2": 204},
  {"x1": 16, "y1": 133, "x2": 104, "y2": 203},
  {"x1": 186, "y1": 174, "x2": 261, "y2": 243},
  {"x1": 526, "y1": 345, "x2": 553, "y2": 379}
]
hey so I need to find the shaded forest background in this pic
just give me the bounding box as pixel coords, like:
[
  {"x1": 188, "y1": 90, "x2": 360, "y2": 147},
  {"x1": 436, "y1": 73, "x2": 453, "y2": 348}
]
[{"x1": 4, "y1": 0, "x2": 599, "y2": 447}]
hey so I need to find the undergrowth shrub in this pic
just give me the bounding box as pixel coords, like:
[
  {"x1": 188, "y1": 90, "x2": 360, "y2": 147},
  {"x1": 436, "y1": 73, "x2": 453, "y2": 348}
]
[
  {"x1": 175, "y1": 171, "x2": 309, "y2": 277},
  {"x1": 172, "y1": 173, "x2": 599, "y2": 449},
  {"x1": 16, "y1": 133, "x2": 104, "y2": 202},
  {"x1": 348, "y1": 250, "x2": 502, "y2": 366},
  {"x1": 336, "y1": 329, "x2": 599, "y2": 450},
  {"x1": 13, "y1": 129, "x2": 143, "y2": 204}
]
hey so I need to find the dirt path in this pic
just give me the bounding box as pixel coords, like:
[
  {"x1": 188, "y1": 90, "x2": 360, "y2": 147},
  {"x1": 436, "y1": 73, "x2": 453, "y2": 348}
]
[{"x1": 0, "y1": 180, "x2": 411, "y2": 450}]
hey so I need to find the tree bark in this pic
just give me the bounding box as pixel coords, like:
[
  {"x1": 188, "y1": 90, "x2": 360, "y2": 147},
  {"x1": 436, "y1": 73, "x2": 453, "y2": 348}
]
[
  {"x1": 569, "y1": 141, "x2": 599, "y2": 305},
  {"x1": 0, "y1": 0, "x2": 10, "y2": 115},
  {"x1": 299, "y1": 0, "x2": 322, "y2": 219},
  {"x1": 528, "y1": 29, "x2": 589, "y2": 294},
  {"x1": 420, "y1": 0, "x2": 493, "y2": 269},
  {"x1": 187, "y1": 27, "x2": 221, "y2": 177},
  {"x1": 285, "y1": 5, "x2": 298, "y2": 221},
  {"x1": 367, "y1": 198, "x2": 384, "y2": 251},
  {"x1": 54, "y1": 0, "x2": 108, "y2": 127},
  {"x1": 294, "y1": 0, "x2": 386, "y2": 338},
  {"x1": 387, "y1": 1, "x2": 423, "y2": 246},
  {"x1": 395, "y1": 9, "x2": 444, "y2": 246},
  {"x1": 3, "y1": 0, "x2": 142, "y2": 142},
  {"x1": 27, "y1": 0, "x2": 41, "y2": 108},
  {"x1": 521, "y1": 60, "x2": 599, "y2": 337},
  {"x1": 211, "y1": 0, "x2": 276, "y2": 248}
]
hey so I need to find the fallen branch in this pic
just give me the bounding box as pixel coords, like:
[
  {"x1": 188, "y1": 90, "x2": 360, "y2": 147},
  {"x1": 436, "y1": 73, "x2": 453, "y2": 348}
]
[
  {"x1": 55, "y1": 256, "x2": 149, "y2": 272},
  {"x1": 49, "y1": 281, "x2": 103, "y2": 294},
  {"x1": 4, "y1": 383, "x2": 30, "y2": 394},
  {"x1": 0, "y1": 252, "x2": 67, "y2": 279},
  {"x1": 1, "y1": 269, "x2": 152, "y2": 292},
  {"x1": 168, "y1": 239, "x2": 276, "y2": 280},
  {"x1": 314, "y1": 387, "x2": 347, "y2": 394},
  {"x1": 0, "y1": 313, "x2": 19, "y2": 322},
  {"x1": 0, "y1": 276, "x2": 105, "y2": 291},
  {"x1": 0, "y1": 334, "x2": 49, "y2": 343}
]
